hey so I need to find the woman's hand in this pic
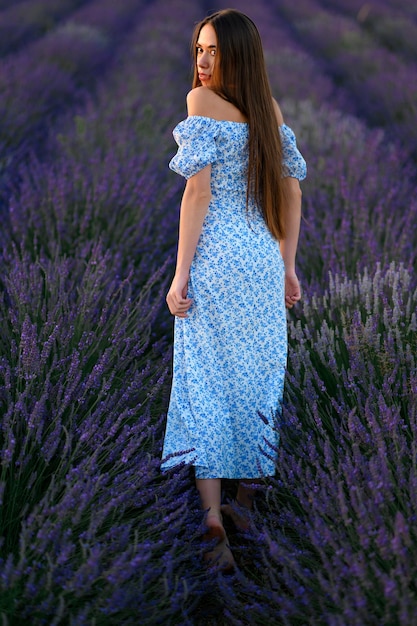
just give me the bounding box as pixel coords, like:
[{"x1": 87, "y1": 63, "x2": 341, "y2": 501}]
[
  {"x1": 284, "y1": 271, "x2": 301, "y2": 309},
  {"x1": 166, "y1": 273, "x2": 193, "y2": 318}
]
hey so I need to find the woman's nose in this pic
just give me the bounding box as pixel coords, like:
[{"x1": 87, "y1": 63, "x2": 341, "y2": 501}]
[{"x1": 198, "y1": 51, "x2": 210, "y2": 67}]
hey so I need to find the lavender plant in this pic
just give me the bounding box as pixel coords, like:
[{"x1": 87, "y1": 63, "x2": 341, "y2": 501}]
[
  {"x1": 0, "y1": 242, "x2": 206, "y2": 624},
  {"x1": 1, "y1": 0, "x2": 417, "y2": 623},
  {"x1": 0, "y1": 0, "x2": 149, "y2": 209},
  {"x1": 0, "y1": 0, "x2": 88, "y2": 57},
  {"x1": 319, "y1": 0, "x2": 417, "y2": 62},
  {"x1": 273, "y1": 0, "x2": 417, "y2": 155},
  {"x1": 4, "y1": 0, "x2": 203, "y2": 274},
  {"x1": 369, "y1": 0, "x2": 417, "y2": 20},
  {"x1": 279, "y1": 99, "x2": 417, "y2": 291},
  {"x1": 0, "y1": 0, "x2": 26, "y2": 9},
  {"x1": 0, "y1": 2, "x2": 211, "y2": 622},
  {"x1": 8, "y1": 148, "x2": 181, "y2": 286},
  {"x1": 220, "y1": 262, "x2": 417, "y2": 625}
]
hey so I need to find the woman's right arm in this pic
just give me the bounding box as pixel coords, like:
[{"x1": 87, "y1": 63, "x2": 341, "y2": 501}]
[
  {"x1": 166, "y1": 89, "x2": 214, "y2": 318},
  {"x1": 166, "y1": 166, "x2": 212, "y2": 318}
]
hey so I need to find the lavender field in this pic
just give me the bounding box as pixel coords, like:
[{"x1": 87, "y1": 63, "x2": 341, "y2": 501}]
[{"x1": 0, "y1": 0, "x2": 416, "y2": 623}]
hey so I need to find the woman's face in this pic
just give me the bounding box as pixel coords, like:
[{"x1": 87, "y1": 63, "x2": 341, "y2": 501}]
[{"x1": 196, "y1": 23, "x2": 217, "y2": 87}]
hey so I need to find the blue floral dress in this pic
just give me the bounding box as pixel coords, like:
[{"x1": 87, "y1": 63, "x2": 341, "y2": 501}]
[{"x1": 161, "y1": 115, "x2": 306, "y2": 479}]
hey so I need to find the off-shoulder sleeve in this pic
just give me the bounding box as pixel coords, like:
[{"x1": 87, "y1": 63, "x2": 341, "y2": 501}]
[
  {"x1": 169, "y1": 116, "x2": 218, "y2": 179},
  {"x1": 279, "y1": 124, "x2": 307, "y2": 180}
]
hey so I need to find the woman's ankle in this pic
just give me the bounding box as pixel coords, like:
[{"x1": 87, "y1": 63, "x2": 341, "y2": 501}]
[{"x1": 203, "y1": 510, "x2": 226, "y2": 541}]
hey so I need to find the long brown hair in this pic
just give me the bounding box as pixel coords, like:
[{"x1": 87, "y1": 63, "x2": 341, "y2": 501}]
[{"x1": 191, "y1": 9, "x2": 285, "y2": 239}]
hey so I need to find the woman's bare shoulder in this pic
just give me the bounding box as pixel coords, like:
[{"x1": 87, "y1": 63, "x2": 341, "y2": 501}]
[
  {"x1": 186, "y1": 87, "x2": 247, "y2": 122},
  {"x1": 186, "y1": 87, "x2": 218, "y2": 116},
  {"x1": 272, "y1": 97, "x2": 285, "y2": 125}
]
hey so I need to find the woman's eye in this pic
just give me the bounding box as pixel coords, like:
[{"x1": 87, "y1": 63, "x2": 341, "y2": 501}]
[{"x1": 196, "y1": 47, "x2": 216, "y2": 56}]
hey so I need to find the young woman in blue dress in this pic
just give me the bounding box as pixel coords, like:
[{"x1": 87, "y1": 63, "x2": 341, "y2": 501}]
[{"x1": 162, "y1": 9, "x2": 306, "y2": 571}]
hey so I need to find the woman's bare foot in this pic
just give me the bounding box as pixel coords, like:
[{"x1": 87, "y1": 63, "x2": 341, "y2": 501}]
[
  {"x1": 202, "y1": 513, "x2": 235, "y2": 572},
  {"x1": 203, "y1": 512, "x2": 226, "y2": 541},
  {"x1": 203, "y1": 535, "x2": 235, "y2": 572}
]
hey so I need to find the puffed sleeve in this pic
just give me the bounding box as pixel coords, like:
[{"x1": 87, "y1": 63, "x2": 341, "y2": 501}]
[
  {"x1": 169, "y1": 116, "x2": 218, "y2": 179},
  {"x1": 279, "y1": 124, "x2": 307, "y2": 180}
]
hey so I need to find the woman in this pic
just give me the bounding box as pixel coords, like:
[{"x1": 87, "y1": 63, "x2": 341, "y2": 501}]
[{"x1": 161, "y1": 8, "x2": 306, "y2": 570}]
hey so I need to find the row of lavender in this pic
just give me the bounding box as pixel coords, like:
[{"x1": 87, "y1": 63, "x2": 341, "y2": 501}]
[
  {"x1": 0, "y1": 0, "x2": 89, "y2": 57},
  {"x1": 0, "y1": 0, "x2": 210, "y2": 623},
  {"x1": 318, "y1": 0, "x2": 417, "y2": 63},
  {"x1": 216, "y1": 1, "x2": 417, "y2": 623},
  {"x1": 0, "y1": 0, "x2": 150, "y2": 216},
  {"x1": 226, "y1": 0, "x2": 417, "y2": 289},
  {"x1": 222, "y1": 2, "x2": 417, "y2": 623},
  {"x1": 1, "y1": 0, "x2": 416, "y2": 623},
  {"x1": 271, "y1": 0, "x2": 417, "y2": 158}
]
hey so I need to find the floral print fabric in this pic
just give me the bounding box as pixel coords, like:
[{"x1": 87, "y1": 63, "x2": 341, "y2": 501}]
[{"x1": 161, "y1": 115, "x2": 306, "y2": 479}]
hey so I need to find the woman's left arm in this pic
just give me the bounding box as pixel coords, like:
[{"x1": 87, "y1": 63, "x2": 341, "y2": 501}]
[{"x1": 279, "y1": 176, "x2": 302, "y2": 309}]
